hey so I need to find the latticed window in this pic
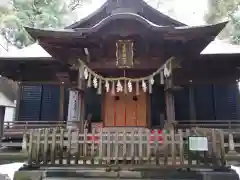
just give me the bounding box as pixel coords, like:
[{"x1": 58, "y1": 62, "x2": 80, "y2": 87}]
[{"x1": 116, "y1": 40, "x2": 134, "y2": 68}]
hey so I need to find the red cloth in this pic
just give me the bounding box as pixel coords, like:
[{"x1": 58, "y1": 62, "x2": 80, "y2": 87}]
[{"x1": 150, "y1": 129, "x2": 163, "y2": 143}]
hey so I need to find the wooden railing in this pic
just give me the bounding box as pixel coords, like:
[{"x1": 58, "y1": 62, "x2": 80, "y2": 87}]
[
  {"x1": 2, "y1": 120, "x2": 78, "y2": 138},
  {"x1": 2, "y1": 119, "x2": 240, "y2": 140},
  {"x1": 3, "y1": 126, "x2": 240, "y2": 168},
  {"x1": 22, "y1": 127, "x2": 226, "y2": 168},
  {"x1": 176, "y1": 120, "x2": 240, "y2": 129}
]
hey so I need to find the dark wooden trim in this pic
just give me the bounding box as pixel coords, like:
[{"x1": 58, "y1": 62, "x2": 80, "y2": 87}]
[
  {"x1": 101, "y1": 91, "x2": 105, "y2": 126},
  {"x1": 80, "y1": 90, "x2": 85, "y2": 132},
  {"x1": 189, "y1": 85, "x2": 196, "y2": 121},
  {"x1": 165, "y1": 89, "x2": 175, "y2": 122},
  {"x1": 147, "y1": 93, "x2": 151, "y2": 128}
]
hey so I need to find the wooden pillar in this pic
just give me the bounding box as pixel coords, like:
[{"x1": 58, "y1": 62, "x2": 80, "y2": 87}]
[
  {"x1": 164, "y1": 77, "x2": 176, "y2": 129},
  {"x1": 189, "y1": 86, "x2": 196, "y2": 121},
  {"x1": 78, "y1": 91, "x2": 85, "y2": 133},
  {"x1": 163, "y1": 58, "x2": 176, "y2": 130},
  {"x1": 165, "y1": 90, "x2": 175, "y2": 122},
  {"x1": 59, "y1": 85, "x2": 65, "y2": 122},
  {"x1": 15, "y1": 82, "x2": 22, "y2": 121}
]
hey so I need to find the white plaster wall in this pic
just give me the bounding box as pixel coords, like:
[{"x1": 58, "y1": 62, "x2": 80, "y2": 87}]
[
  {"x1": 0, "y1": 92, "x2": 15, "y2": 107},
  {"x1": 4, "y1": 106, "x2": 15, "y2": 122}
]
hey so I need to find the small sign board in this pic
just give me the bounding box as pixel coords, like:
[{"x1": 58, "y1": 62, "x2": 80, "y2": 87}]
[{"x1": 188, "y1": 136, "x2": 208, "y2": 151}]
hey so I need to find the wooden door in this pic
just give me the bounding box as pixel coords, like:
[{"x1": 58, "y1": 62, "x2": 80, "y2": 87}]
[{"x1": 104, "y1": 90, "x2": 147, "y2": 127}]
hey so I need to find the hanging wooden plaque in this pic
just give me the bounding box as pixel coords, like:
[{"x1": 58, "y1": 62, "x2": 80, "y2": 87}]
[{"x1": 116, "y1": 40, "x2": 134, "y2": 68}]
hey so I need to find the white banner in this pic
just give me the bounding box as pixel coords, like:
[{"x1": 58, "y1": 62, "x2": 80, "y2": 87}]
[{"x1": 67, "y1": 90, "x2": 81, "y2": 124}]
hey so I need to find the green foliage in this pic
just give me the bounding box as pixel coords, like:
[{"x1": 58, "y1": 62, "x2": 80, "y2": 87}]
[
  {"x1": 205, "y1": 0, "x2": 240, "y2": 44},
  {"x1": 0, "y1": 0, "x2": 89, "y2": 48}
]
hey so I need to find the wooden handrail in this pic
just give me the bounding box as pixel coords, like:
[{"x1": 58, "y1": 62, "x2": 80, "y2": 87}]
[{"x1": 3, "y1": 119, "x2": 240, "y2": 131}]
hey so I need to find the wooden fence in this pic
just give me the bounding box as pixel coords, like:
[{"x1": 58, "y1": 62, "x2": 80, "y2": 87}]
[{"x1": 21, "y1": 127, "x2": 230, "y2": 168}]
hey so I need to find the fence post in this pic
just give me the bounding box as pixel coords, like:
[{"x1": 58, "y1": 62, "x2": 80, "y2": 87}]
[
  {"x1": 43, "y1": 128, "x2": 49, "y2": 164},
  {"x1": 67, "y1": 128, "x2": 72, "y2": 164},
  {"x1": 21, "y1": 132, "x2": 27, "y2": 153},
  {"x1": 219, "y1": 130, "x2": 225, "y2": 165},
  {"x1": 170, "y1": 129, "x2": 176, "y2": 165},
  {"x1": 59, "y1": 128, "x2": 64, "y2": 164},
  {"x1": 114, "y1": 130, "x2": 119, "y2": 164},
  {"x1": 35, "y1": 129, "x2": 41, "y2": 164},
  {"x1": 178, "y1": 129, "x2": 184, "y2": 165},
  {"x1": 51, "y1": 128, "x2": 57, "y2": 165},
  {"x1": 98, "y1": 128, "x2": 103, "y2": 164},
  {"x1": 228, "y1": 133, "x2": 237, "y2": 154},
  {"x1": 28, "y1": 130, "x2": 33, "y2": 165}
]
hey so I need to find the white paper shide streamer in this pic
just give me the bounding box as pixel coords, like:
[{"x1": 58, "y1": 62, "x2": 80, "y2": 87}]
[{"x1": 78, "y1": 57, "x2": 174, "y2": 95}]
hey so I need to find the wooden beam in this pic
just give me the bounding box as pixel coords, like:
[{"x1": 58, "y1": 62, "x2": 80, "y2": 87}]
[{"x1": 88, "y1": 59, "x2": 165, "y2": 70}]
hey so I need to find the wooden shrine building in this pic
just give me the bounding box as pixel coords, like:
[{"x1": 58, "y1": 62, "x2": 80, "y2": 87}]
[{"x1": 0, "y1": 0, "x2": 240, "y2": 130}]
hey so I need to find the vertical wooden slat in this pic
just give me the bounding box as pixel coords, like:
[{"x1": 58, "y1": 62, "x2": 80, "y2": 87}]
[
  {"x1": 28, "y1": 130, "x2": 33, "y2": 164},
  {"x1": 43, "y1": 128, "x2": 49, "y2": 164},
  {"x1": 107, "y1": 131, "x2": 111, "y2": 164},
  {"x1": 98, "y1": 128, "x2": 103, "y2": 164},
  {"x1": 170, "y1": 129, "x2": 176, "y2": 165},
  {"x1": 123, "y1": 130, "x2": 127, "y2": 161},
  {"x1": 51, "y1": 128, "x2": 57, "y2": 164},
  {"x1": 178, "y1": 129, "x2": 184, "y2": 165},
  {"x1": 22, "y1": 132, "x2": 27, "y2": 153},
  {"x1": 154, "y1": 130, "x2": 159, "y2": 164},
  {"x1": 67, "y1": 128, "x2": 72, "y2": 164},
  {"x1": 83, "y1": 129, "x2": 87, "y2": 164},
  {"x1": 130, "y1": 130, "x2": 134, "y2": 163},
  {"x1": 58, "y1": 128, "x2": 64, "y2": 164},
  {"x1": 211, "y1": 129, "x2": 217, "y2": 156},
  {"x1": 219, "y1": 130, "x2": 225, "y2": 165},
  {"x1": 146, "y1": 129, "x2": 151, "y2": 163},
  {"x1": 186, "y1": 129, "x2": 192, "y2": 165},
  {"x1": 139, "y1": 128, "x2": 143, "y2": 163},
  {"x1": 115, "y1": 130, "x2": 119, "y2": 164},
  {"x1": 35, "y1": 129, "x2": 41, "y2": 164},
  {"x1": 75, "y1": 129, "x2": 80, "y2": 164},
  {"x1": 163, "y1": 131, "x2": 168, "y2": 165},
  {"x1": 228, "y1": 132, "x2": 236, "y2": 153},
  {"x1": 91, "y1": 129, "x2": 95, "y2": 164}
]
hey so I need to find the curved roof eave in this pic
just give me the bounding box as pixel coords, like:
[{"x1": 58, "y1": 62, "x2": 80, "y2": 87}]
[
  {"x1": 65, "y1": 1, "x2": 108, "y2": 29},
  {"x1": 139, "y1": 0, "x2": 186, "y2": 26},
  {"x1": 65, "y1": 0, "x2": 185, "y2": 29},
  {"x1": 25, "y1": 19, "x2": 228, "y2": 42}
]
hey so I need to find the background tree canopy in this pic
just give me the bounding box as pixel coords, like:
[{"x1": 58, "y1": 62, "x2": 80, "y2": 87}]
[
  {"x1": 1, "y1": 0, "x2": 240, "y2": 47},
  {"x1": 0, "y1": 0, "x2": 90, "y2": 48},
  {"x1": 205, "y1": 0, "x2": 240, "y2": 44}
]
